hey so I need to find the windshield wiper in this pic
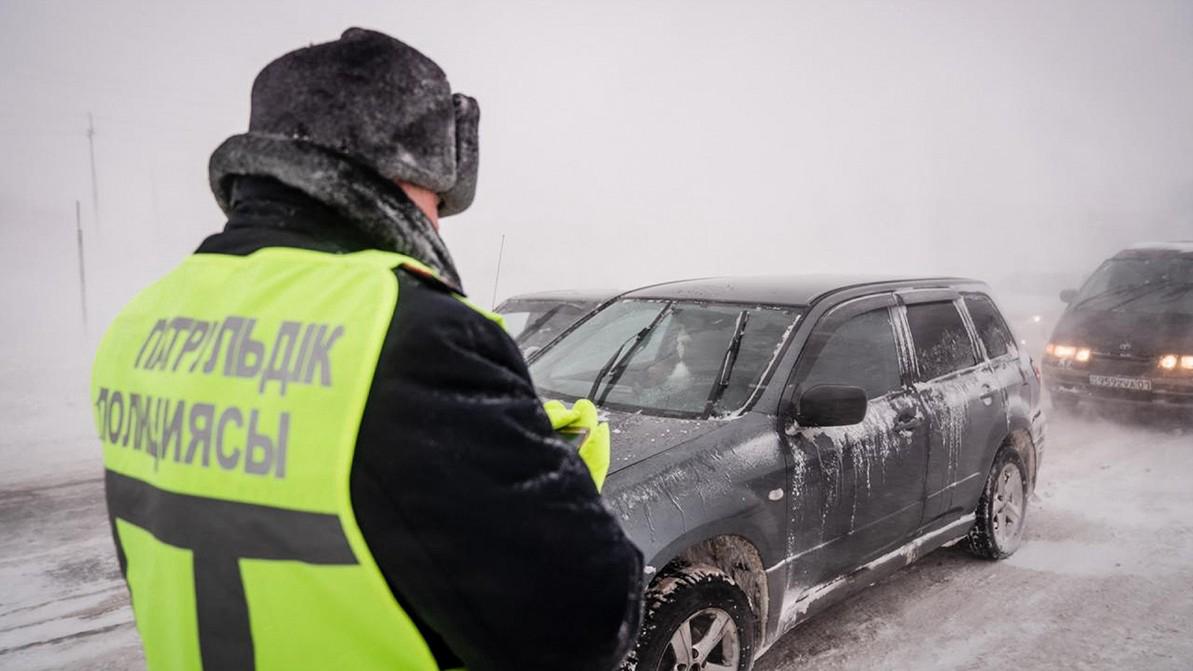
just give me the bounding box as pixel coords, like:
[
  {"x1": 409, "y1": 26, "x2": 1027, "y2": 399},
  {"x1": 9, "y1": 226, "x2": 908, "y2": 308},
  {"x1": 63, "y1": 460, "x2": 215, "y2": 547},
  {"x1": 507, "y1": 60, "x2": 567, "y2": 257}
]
[
  {"x1": 591, "y1": 304, "x2": 673, "y2": 404},
  {"x1": 586, "y1": 332, "x2": 641, "y2": 401},
  {"x1": 1072, "y1": 283, "x2": 1156, "y2": 311},
  {"x1": 704, "y1": 311, "x2": 750, "y2": 415},
  {"x1": 1102, "y1": 281, "x2": 1179, "y2": 312},
  {"x1": 1150, "y1": 284, "x2": 1193, "y2": 305}
]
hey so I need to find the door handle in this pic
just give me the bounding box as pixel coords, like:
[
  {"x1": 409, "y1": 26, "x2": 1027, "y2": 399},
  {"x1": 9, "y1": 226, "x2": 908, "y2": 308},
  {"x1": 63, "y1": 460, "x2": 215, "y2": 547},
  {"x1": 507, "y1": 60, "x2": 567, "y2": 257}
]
[
  {"x1": 979, "y1": 384, "x2": 995, "y2": 406},
  {"x1": 894, "y1": 412, "x2": 922, "y2": 431}
]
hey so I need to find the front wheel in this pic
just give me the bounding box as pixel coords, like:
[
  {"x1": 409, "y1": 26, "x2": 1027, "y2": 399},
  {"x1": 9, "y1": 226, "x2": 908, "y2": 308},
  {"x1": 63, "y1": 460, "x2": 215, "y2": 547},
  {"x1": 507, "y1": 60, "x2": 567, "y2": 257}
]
[
  {"x1": 965, "y1": 447, "x2": 1029, "y2": 559},
  {"x1": 623, "y1": 566, "x2": 756, "y2": 671}
]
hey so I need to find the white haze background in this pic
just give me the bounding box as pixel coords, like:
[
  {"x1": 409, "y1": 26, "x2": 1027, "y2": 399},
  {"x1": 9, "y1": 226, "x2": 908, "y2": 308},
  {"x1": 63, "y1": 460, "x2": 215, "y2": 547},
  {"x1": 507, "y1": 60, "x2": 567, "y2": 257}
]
[
  {"x1": 2, "y1": 5, "x2": 1193, "y2": 667},
  {"x1": 2, "y1": 0, "x2": 1192, "y2": 367}
]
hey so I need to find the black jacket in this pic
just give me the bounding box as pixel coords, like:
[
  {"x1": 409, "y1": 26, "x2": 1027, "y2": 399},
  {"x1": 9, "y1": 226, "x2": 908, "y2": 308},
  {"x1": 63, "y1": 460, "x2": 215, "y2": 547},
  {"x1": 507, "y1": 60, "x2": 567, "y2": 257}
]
[{"x1": 199, "y1": 177, "x2": 643, "y2": 671}]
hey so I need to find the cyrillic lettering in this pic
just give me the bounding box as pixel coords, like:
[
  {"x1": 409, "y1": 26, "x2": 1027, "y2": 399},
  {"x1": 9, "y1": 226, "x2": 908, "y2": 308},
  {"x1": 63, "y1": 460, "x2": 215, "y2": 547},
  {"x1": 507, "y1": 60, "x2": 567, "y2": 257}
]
[
  {"x1": 184, "y1": 403, "x2": 216, "y2": 467},
  {"x1": 125, "y1": 393, "x2": 158, "y2": 459},
  {"x1": 189, "y1": 320, "x2": 222, "y2": 373},
  {"x1": 303, "y1": 324, "x2": 343, "y2": 387},
  {"x1": 106, "y1": 391, "x2": 125, "y2": 445},
  {"x1": 160, "y1": 398, "x2": 185, "y2": 462},
  {"x1": 158, "y1": 318, "x2": 194, "y2": 370},
  {"x1": 94, "y1": 387, "x2": 109, "y2": 436},
  {"x1": 135, "y1": 320, "x2": 168, "y2": 369},
  {"x1": 215, "y1": 407, "x2": 243, "y2": 470},
  {"x1": 245, "y1": 410, "x2": 275, "y2": 477},
  {"x1": 173, "y1": 320, "x2": 210, "y2": 371},
  {"x1": 275, "y1": 412, "x2": 288, "y2": 478},
  {"x1": 120, "y1": 393, "x2": 140, "y2": 447},
  {"x1": 204, "y1": 318, "x2": 243, "y2": 375},
  {"x1": 233, "y1": 318, "x2": 264, "y2": 378},
  {"x1": 291, "y1": 323, "x2": 318, "y2": 387},
  {"x1": 259, "y1": 321, "x2": 301, "y2": 395}
]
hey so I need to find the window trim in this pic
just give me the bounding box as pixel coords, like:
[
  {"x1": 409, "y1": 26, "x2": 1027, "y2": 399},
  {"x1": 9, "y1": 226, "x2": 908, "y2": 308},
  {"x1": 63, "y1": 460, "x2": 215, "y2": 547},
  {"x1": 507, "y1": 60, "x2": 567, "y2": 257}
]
[
  {"x1": 897, "y1": 296, "x2": 984, "y2": 383},
  {"x1": 781, "y1": 293, "x2": 908, "y2": 410},
  {"x1": 960, "y1": 292, "x2": 1017, "y2": 361}
]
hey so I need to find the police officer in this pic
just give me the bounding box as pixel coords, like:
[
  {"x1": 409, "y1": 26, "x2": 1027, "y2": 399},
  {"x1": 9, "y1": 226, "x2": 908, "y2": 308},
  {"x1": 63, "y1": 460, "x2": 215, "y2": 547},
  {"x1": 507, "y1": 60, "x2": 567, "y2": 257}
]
[{"x1": 92, "y1": 28, "x2": 643, "y2": 671}]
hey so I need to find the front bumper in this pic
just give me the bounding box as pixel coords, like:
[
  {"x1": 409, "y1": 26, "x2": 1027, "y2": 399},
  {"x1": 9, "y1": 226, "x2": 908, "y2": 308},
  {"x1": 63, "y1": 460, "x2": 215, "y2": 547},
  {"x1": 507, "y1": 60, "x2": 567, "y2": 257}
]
[{"x1": 1044, "y1": 361, "x2": 1193, "y2": 408}]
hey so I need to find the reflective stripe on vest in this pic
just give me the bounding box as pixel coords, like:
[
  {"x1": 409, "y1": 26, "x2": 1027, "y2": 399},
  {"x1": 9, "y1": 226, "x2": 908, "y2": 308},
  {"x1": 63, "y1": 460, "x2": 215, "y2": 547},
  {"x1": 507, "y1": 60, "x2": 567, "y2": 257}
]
[{"x1": 92, "y1": 247, "x2": 459, "y2": 670}]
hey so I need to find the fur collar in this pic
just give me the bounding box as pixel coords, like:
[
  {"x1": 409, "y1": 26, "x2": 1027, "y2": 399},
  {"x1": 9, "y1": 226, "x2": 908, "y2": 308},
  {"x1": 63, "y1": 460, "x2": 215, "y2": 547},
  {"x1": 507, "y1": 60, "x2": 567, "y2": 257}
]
[{"x1": 209, "y1": 133, "x2": 462, "y2": 291}]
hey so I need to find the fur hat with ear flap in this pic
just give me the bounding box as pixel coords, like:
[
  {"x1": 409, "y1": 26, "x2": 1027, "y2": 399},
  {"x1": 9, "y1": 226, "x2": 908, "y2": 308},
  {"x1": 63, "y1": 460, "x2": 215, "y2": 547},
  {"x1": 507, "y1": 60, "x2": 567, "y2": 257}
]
[{"x1": 209, "y1": 28, "x2": 479, "y2": 287}]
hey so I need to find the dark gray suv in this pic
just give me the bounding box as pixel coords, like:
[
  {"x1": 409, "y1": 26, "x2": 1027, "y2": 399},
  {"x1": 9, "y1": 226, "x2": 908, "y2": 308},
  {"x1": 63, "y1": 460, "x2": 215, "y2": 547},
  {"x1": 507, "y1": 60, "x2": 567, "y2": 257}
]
[{"x1": 529, "y1": 275, "x2": 1045, "y2": 671}]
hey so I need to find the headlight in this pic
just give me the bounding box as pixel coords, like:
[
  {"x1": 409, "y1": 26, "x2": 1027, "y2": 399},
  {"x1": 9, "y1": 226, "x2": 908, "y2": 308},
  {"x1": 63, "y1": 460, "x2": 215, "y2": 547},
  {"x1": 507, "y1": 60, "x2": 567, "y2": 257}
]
[
  {"x1": 1159, "y1": 354, "x2": 1193, "y2": 371},
  {"x1": 1048, "y1": 343, "x2": 1091, "y2": 360},
  {"x1": 1052, "y1": 344, "x2": 1077, "y2": 359}
]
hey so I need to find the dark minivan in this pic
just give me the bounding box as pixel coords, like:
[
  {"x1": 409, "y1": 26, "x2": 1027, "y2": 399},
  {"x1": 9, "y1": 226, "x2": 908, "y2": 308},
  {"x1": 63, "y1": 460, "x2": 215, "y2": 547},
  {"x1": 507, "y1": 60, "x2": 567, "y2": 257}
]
[
  {"x1": 1045, "y1": 242, "x2": 1193, "y2": 413},
  {"x1": 528, "y1": 275, "x2": 1045, "y2": 671}
]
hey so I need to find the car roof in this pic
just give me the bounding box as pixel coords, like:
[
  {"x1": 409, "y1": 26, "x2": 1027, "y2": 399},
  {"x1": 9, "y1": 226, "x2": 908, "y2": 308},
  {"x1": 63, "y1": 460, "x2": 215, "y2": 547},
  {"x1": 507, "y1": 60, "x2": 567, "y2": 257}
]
[
  {"x1": 1119, "y1": 241, "x2": 1193, "y2": 257},
  {"x1": 497, "y1": 288, "x2": 620, "y2": 305},
  {"x1": 622, "y1": 274, "x2": 983, "y2": 307}
]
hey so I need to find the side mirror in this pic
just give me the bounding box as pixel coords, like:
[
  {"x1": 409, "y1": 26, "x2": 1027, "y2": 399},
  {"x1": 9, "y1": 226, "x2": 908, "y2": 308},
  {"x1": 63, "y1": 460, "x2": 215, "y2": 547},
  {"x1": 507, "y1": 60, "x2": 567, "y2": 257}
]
[
  {"x1": 1059, "y1": 288, "x2": 1077, "y2": 304},
  {"x1": 795, "y1": 385, "x2": 868, "y2": 428}
]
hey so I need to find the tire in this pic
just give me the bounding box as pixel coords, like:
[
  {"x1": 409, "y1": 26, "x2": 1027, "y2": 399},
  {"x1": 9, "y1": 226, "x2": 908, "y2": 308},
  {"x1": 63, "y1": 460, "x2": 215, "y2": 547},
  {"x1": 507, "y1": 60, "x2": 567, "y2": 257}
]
[
  {"x1": 964, "y1": 447, "x2": 1029, "y2": 560},
  {"x1": 622, "y1": 566, "x2": 756, "y2": 671}
]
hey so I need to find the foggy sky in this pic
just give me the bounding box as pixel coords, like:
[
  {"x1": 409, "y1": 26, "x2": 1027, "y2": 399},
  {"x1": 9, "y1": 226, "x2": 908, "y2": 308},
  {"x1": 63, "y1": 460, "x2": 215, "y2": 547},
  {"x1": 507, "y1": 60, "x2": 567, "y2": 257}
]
[{"x1": 2, "y1": 0, "x2": 1191, "y2": 365}]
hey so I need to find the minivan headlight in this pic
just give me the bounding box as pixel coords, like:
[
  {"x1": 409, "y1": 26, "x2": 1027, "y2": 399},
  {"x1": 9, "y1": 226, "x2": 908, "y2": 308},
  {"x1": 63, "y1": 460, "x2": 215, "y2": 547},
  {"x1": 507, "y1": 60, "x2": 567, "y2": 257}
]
[
  {"x1": 1047, "y1": 343, "x2": 1089, "y2": 361},
  {"x1": 1051, "y1": 344, "x2": 1076, "y2": 358},
  {"x1": 1159, "y1": 354, "x2": 1193, "y2": 371}
]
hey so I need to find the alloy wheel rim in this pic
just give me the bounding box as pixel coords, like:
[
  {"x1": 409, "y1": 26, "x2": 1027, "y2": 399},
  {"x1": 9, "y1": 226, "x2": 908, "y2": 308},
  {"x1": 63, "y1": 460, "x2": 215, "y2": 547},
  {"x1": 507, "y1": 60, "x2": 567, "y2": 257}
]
[
  {"x1": 662, "y1": 607, "x2": 741, "y2": 671},
  {"x1": 992, "y1": 463, "x2": 1026, "y2": 550}
]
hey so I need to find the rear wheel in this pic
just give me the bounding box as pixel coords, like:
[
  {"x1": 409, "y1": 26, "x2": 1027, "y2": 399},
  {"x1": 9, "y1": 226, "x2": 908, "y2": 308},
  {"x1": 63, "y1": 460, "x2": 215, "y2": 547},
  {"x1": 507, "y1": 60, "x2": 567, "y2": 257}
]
[
  {"x1": 623, "y1": 566, "x2": 755, "y2": 671},
  {"x1": 965, "y1": 447, "x2": 1029, "y2": 559}
]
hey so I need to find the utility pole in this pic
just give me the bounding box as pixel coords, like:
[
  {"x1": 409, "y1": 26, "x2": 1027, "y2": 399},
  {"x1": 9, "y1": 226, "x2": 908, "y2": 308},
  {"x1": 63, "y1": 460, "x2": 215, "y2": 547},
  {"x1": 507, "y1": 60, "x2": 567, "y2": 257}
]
[
  {"x1": 490, "y1": 233, "x2": 506, "y2": 308},
  {"x1": 86, "y1": 113, "x2": 100, "y2": 235},
  {"x1": 75, "y1": 200, "x2": 89, "y2": 331}
]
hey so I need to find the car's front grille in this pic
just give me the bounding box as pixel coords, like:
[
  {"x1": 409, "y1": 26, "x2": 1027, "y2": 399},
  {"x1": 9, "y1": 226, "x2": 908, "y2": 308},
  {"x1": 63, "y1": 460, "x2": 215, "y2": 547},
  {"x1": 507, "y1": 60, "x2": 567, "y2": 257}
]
[{"x1": 1086, "y1": 354, "x2": 1153, "y2": 377}]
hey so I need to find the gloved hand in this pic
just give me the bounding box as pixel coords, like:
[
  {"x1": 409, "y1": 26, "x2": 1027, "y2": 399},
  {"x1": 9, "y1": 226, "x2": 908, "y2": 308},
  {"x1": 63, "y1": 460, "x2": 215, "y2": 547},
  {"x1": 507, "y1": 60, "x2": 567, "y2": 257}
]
[{"x1": 542, "y1": 399, "x2": 611, "y2": 492}]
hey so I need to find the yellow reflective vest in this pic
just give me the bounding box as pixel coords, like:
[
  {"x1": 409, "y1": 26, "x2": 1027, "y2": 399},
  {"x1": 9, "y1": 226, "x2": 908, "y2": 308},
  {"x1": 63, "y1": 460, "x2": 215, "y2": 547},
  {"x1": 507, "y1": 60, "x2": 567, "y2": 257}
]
[{"x1": 93, "y1": 248, "x2": 468, "y2": 670}]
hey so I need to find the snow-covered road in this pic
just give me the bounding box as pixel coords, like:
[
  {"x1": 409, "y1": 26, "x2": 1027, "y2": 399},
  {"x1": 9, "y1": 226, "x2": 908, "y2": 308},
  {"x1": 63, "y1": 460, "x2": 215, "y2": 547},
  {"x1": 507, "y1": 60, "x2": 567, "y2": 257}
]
[{"x1": 1, "y1": 367, "x2": 1190, "y2": 669}]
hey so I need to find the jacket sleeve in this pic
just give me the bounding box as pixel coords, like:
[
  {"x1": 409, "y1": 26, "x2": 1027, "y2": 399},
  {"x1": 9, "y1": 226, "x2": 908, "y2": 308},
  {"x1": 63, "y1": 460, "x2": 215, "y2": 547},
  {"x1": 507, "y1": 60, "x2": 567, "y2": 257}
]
[{"x1": 350, "y1": 271, "x2": 644, "y2": 671}]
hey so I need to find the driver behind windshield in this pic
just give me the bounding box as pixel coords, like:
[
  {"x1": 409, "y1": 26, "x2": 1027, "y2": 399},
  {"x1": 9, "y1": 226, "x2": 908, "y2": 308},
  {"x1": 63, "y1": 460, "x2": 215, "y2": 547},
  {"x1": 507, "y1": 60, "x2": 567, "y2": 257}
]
[{"x1": 640, "y1": 311, "x2": 736, "y2": 406}]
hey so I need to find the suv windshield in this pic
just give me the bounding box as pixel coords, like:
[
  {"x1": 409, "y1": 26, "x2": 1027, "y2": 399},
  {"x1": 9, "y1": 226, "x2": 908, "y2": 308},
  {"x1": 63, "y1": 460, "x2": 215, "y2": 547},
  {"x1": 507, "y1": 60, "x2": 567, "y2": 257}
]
[
  {"x1": 1071, "y1": 257, "x2": 1193, "y2": 315},
  {"x1": 530, "y1": 299, "x2": 802, "y2": 417}
]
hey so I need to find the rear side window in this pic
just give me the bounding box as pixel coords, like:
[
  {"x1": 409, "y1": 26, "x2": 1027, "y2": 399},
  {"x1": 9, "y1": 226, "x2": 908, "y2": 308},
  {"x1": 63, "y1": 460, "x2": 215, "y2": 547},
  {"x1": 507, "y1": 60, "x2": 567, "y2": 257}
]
[
  {"x1": 964, "y1": 294, "x2": 1014, "y2": 359},
  {"x1": 799, "y1": 308, "x2": 903, "y2": 400},
  {"x1": 906, "y1": 302, "x2": 977, "y2": 379}
]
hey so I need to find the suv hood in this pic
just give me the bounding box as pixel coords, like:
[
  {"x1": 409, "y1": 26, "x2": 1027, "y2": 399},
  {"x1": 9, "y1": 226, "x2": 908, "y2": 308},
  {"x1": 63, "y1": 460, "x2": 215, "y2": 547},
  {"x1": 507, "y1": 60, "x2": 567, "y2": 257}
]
[
  {"x1": 600, "y1": 408, "x2": 729, "y2": 475},
  {"x1": 1053, "y1": 309, "x2": 1193, "y2": 357}
]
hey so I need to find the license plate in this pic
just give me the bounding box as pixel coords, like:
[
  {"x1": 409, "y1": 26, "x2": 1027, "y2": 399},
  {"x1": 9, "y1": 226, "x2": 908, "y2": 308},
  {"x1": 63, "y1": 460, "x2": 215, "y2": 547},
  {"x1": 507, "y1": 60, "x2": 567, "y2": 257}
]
[{"x1": 1089, "y1": 375, "x2": 1152, "y2": 391}]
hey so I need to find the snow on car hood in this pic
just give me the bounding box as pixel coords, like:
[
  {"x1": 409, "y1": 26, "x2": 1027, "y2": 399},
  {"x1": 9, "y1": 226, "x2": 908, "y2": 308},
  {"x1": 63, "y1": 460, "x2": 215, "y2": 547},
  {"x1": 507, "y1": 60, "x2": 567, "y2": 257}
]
[{"x1": 602, "y1": 408, "x2": 724, "y2": 474}]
